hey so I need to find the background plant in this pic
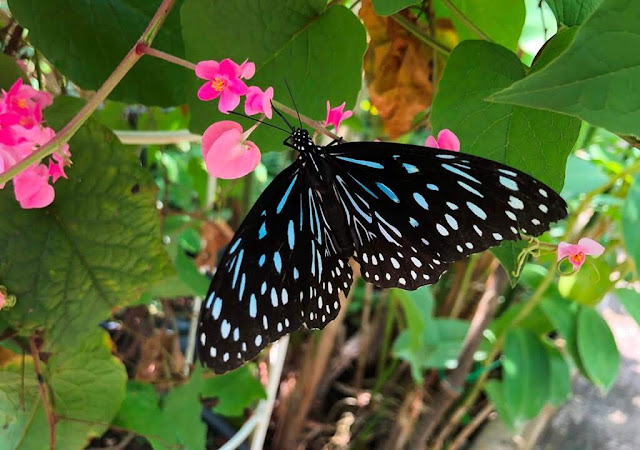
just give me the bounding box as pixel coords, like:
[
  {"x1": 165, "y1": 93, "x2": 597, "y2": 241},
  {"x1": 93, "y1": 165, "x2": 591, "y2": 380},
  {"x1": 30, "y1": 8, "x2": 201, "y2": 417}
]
[{"x1": 1, "y1": 0, "x2": 640, "y2": 449}]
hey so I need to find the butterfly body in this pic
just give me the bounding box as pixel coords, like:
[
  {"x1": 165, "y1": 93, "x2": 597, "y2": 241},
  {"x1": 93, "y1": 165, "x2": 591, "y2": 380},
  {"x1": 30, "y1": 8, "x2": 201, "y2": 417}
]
[{"x1": 197, "y1": 128, "x2": 567, "y2": 373}]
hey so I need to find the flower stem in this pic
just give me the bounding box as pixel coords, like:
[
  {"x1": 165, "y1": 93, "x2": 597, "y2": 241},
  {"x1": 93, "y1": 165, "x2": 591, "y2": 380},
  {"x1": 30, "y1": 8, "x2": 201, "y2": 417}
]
[
  {"x1": 0, "y1": 0, "x2": 177, "y2": 186},
  {"x1": 136, "y1": 44, "x2": 197, "y2": 70}
]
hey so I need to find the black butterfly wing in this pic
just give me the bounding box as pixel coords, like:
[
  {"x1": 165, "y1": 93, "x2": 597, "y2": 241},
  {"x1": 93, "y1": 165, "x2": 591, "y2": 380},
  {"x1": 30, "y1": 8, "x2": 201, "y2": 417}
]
[
  {"x1": 197, "y1": 159, "x2": 352, "y2": 373},
  {"x1": 326, "y1": 142, "x2": 567, "y2": 289}
]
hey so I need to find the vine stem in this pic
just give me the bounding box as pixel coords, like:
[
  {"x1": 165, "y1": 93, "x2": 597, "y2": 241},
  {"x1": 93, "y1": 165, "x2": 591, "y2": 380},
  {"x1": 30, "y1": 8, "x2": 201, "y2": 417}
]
[
  {"x1": 29, "y1": 336, "x2": 57, "y2": 450},
  {"x1": 135, "y1": 44, "x2": 343, "y2": 142},
  {"x1": 429, "y1": 262, "x2": 558, "y2": 447},
  {"x1": 0, "y1": 0, "x2": 177, "y2": 186},
  {"x1": 391, "y1": 14, "x2": 451, "y2": 57},
  {"x1": 440, "y1": 0, "x2": 493, "y2": 42}
]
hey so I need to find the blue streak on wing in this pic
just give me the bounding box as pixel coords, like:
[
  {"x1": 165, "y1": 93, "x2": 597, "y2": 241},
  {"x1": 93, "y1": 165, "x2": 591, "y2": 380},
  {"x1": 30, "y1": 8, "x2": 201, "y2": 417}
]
[
  {"x1": 277, "y1": 175, "x2": 298, "y2": 214},
  {"x1": 376, "y1": 182, "x2": 400, "y2": 203},
  {"x1": 232, "y1": 249, "x2": 244, "y2": 288},
  {"x1": 258, "y1": 222, "x2": 267, "y2": 239},
  {"x1": 336, "y1": 156, "x2": 384, "y2": 169},
  {"x1": 273, "y1": 251, "x2": 282, "y2": 273},
  {"x1": 287, "y1": 220, "x2": 295, "y2": 249}
]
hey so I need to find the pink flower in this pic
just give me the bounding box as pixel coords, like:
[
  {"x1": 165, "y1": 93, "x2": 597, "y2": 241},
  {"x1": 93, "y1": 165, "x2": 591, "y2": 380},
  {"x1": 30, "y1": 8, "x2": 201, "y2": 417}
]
[
  {"x1": 557, "y1": 238, "x2": 605, "y2": 271},
  {"x1": 195, "y1": 59, "x2": 252, "y2": 114},
  {"x1": 425, "y1": 129, "x2": 460, "y2": 152},
  {"x1": 13, "y1": 163, "x2": 55, "y2": 209},
  {"x1": 324, "y1": 101, "x2": 353, "y2": 129},
  {"x1": 245, "y1": 86, "x2": 274, "y2": 119},
  {"x1": 201, "y1": 121, "x2": 261, "y2": 179},
  {"x1": 238, "y1": 60, "x2": 255, "y2": 79},
  {"x1": 0, "y1": 290, "x2": 4, "y2": 310}
]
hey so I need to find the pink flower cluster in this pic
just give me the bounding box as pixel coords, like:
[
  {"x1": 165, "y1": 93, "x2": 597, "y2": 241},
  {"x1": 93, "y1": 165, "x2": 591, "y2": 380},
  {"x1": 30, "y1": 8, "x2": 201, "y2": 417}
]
[{"x1": 0, "y1": 79, "x2": 70, "y2": 208}]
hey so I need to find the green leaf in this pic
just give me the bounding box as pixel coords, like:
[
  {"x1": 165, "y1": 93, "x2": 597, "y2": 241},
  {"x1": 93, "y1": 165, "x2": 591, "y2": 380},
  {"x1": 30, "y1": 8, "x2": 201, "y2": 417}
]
[
  {"x1": 502, "y1": 328, "x2": 551, "y2": 419},
  {"x1": 373, "y1": 0, "x2": 419, "y2": 15},
  {"x1": 0, "y1": 54, "x2": 26, "y2": 90},
  {"x1": 561, "y1": 155, "x2": 608, "y2": 199},
  {"x1": 435, "y1": 0, "x2": 526, "y2": 51},
  {"x1": 484, "y1": 380, "x2": 516, "y2": 428},
  {"x1": 543, "y1": 341, "x2": 572, "y2": 405},
  {"x1": 623, "y1": 176, "x2": 640, "y2": 270},
  {"x1": 490, "y1": 0, "x2": 640, "y2": 136},
  {"x1": 114, "y1": 366, "x2": 265, "y2": 449},
  {"x1": 545, "y1": 0, "x2": 603, "y2": 26},
  {"x1": 431, "y1": 41, "x2": 580, "y2": 280},
  {"x1": 0, "y1": 98, "x2": 173, "y2": 348},
  {"x1": 558, "y1": 257, "x2": 613, "y2": 306},
  {"x1": 577, "y1": 306, "x2": 619, "y2": 391},
  {"x1": 615, "y1": 288, "x2": 640, "y2": 327},
  {"x1": 175, "y1": 250, "x2": 210, "y2": 295},
  {"x1": 529, "y1": 27, "x2": 578, "y2": 74},
  {"x1": 393, "y1": 287, "x2": 469, "y2": 381},
  {"x1": 0, "y1": 330, "x2": 126, "y2": 449},
  {"x1": 8, "y1": 0, "x2": 186, "y2": 106},
  {"x1": 182, "y1": 0, "x2": 366, "y2": 152}
]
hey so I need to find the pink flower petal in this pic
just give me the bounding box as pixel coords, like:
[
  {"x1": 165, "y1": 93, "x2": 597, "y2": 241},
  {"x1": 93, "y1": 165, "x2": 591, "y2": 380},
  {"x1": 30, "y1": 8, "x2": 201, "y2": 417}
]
[
  {"x1": 425, "y1": 135, "x2": 438, "y2": 148},
  {"x1": 324, "y1": 101, "x2": 353, "y2": 129},
  {"x1": 244, "y1": 86, "x2": 274, "y2": 118},
  {"x1": 218, "y1": 90, "x2": 241, "y2": 114},
  {"x1": 437, "y1": 129, "x2": 460, "y2": 152},
  {"x1": 202, "y1": 121, "x2": 243, "y2": 160},
  {"x1": 218, "y1": 58, "x2": 240, "y2": 78},
  {"x1": 13, "y1": 164, "x2": 55, "y2": 209},
  {"x1": 197, "y1": 83, "x2": 222, "y2": 101},
  {"x1": 195, "y1": 60, "x2": 220, "y2": 80},
  {"x1": 577, "y1": 238, "x2": 605, "y2": 257},
  {"x1": 557, "y1": 242, "x2": 576, "y2": 261},
  {"x1": 238, "y1": 60, "x2": 255, "y2": 79},
  {"x1": 0, "y1": 291, "x2": 5, "y2": 310},
  {"x1": 203, "y1": 127, "x2": 260, "y2": 179},
  {"x1": 227, "y1": 77, "x2": 248, "y2": 95}
]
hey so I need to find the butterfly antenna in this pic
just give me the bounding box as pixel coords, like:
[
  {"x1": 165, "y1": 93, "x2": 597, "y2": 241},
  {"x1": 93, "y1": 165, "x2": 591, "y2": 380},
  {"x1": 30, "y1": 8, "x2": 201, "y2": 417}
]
[
  {"x1": 271, "y1": 101, "x2": 295, "y2": 132},
  {"x1": 284, "y1": 78, "x2": 302, "y2": 129},
  {"x1": 227, "y1": 111, "x2": 290, "y2": 134}
]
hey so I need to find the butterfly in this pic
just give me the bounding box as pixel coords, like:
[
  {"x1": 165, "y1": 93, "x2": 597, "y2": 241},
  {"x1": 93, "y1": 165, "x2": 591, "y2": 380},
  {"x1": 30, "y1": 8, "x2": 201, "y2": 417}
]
[{"x1": 197, "y1": 122, "x2": 567, "y2": 373}]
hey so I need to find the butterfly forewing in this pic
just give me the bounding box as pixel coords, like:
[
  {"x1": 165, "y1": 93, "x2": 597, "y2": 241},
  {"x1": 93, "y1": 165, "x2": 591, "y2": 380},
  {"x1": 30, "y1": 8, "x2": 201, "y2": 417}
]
[
  {"x1": 197, "y1": 159, "x2": 352, "y2": 373},
  {"x1": 327, "y1": 142, "x2": 567, "y2": 290}
]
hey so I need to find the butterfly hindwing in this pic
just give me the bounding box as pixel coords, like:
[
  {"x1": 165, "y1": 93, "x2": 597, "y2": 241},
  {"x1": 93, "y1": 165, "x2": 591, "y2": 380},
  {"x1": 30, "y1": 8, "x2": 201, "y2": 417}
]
[
  {"x1": 327, "y1": 142, "x2": 567, "y2": 289},
  {"x1": 197, "y1": 159, "x2": 352, "y2": 373}
]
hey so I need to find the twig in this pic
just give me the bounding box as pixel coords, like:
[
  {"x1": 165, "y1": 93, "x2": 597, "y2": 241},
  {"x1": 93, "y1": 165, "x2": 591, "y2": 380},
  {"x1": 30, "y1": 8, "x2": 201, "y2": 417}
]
[
  {"x1": 441, "y1": 0, "x2": 493, "y2": 42},
  {"x1": 114, "y1": 129, "x2": 202, "y2": 145},
  {"x1": 450, "y1": 254, "x2": 479, "y2": 318},
  {"x1": 354, "y1": 282, "x2": 373, "y2": 390},
  {"x1": 29, "y1": 336, "x2": 57, "y2": 450},
  {"x1": 410, "y1": 267, "x2": 507, "y2": 449},
  {"x1": 0, "y1": 0, "x2": 177, "y2": 186},
  {"x1": 391, "y1": 14, "x2": 451, "y2": 57},
  {"x1": 249, "y1": 335, "x2": 290, "y2": 450},
  {"x1": 446, "y1": 402, "x2": 494, "y2": 450}
]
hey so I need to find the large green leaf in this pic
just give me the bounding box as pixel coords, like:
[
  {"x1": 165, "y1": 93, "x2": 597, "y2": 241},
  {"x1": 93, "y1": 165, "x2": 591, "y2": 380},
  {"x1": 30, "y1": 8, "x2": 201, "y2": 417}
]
[
  {"x1": 543, "y1": 341, "x2": 572, "y2": 405},
  {"x1": 431, "y1": 40, "x2": 579, "y2": 281},
  {"x1": 8, "y1": 0, "x2": 186, "y2": 106},
  {"x1": 435, "y1": 0, "x2": 526, "y2": 51},
  {"x1": 490, "y1": 0, "x2": 640, "y2": 136},
  {"x1": 545, "y1": 0, "x2": 603, "y2": 26},
  {"x1": 502, "y1": 328, "x2": 551, "y2": 419},
  {"x1": 577, "y1": 306, "x2": 619, "y2": 391},
  {"x1": 615, "y1": 288, "x2": 640, "y2": 327},
  {"x1": 0, "y1": 98, "x2": 173, "y2": 348},
  {"x1": 113, "y1": 366, "x2": 265, "y2": 449},
  {"x1": 623, "y1": 176, "x2": 640, "y2": 270},
  {"x1": 484, "y1": 380, "x2": 516, "y2": 428},
  {"x1": 0, "y1": 54, "x2": 26, "y2": 90},
  {"x1": 0, "y1": 330, "x2": 126, "y2": 449},
  {"x1": 561, "y1": 155, "x2": 608, "y2": 199},
  {"x1": 373, "y1": 0, "x2": 419, "y2": 15},
  {"x1": 181, "y1": 0, "x2": 366, "y2": 152}
]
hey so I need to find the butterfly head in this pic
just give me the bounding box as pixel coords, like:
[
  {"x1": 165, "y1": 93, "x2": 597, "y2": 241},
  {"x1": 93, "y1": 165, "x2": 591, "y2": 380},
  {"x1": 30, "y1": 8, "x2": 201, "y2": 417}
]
[{"x1": 284, "y1": 128, "x2": 314, "y2": 153}]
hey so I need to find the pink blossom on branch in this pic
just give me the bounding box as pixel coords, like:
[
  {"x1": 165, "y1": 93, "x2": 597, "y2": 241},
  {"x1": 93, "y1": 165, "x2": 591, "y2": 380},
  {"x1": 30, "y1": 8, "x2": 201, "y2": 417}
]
[
  {"x1": 425, "y1": 129, "x2": 460, "y2": 152},
  {"x1": 324, "y1": 101, "x2": 353, "y2": 130},
  {"x1": 557, "y1": 238, "x2": 605, "y2": 271},
  {"x1": 244, "y1": 86, "x2": 274, "y2": 119},
  {"x1": 13, "y1": 163, "x2": 55, "y2": 209},
  {"x1": 196, "y1": 58, "x2": 252, "y2": 114},
  {"x1": 201, "y1": 120, "x2": 261, "y2": 179}
]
